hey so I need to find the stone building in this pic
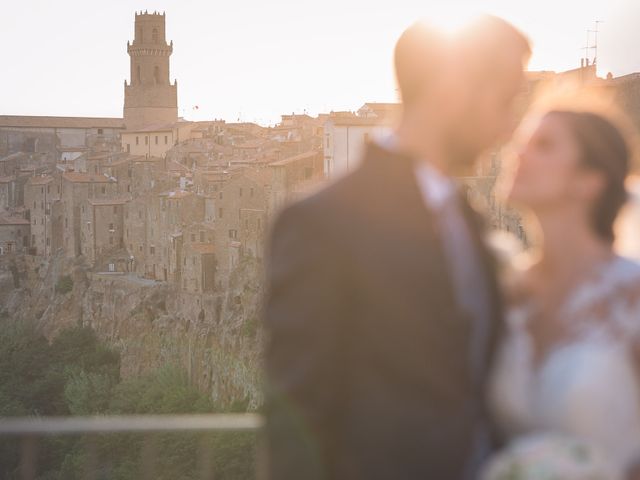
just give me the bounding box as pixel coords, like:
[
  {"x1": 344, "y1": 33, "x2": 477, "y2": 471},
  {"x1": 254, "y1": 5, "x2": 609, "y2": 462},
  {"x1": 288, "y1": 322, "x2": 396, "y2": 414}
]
[
  {"x1": 80, "y1": 198, "x2": 128, "y2": 266},
  {"x1": 123, "y1": 11, "x2": 178, "y2": 130},
  {"x1": 214, "y1": 172, "x2": 268, "y2": 276},
  {"x1": 181, "y1": 242, "x2": 216, "y2": 294},
  {"x1": 123, "y1": 196, "x2": 148, "y2": 275},
  {"x1": 23, "y1": 175, "x2": 62, "y2": 256},
  {"x1": 121, "y1": 121, "x2": 193, "y2": 158},
  {"x1": 267, "y1": 149, "x2": 324, "y2": 213},
  {"x1": 0, "y1": 116, "x2": 124, "y2": 163},
  {"x1": 0, "y1": 214, "x2": 30, "y2": 255},
  {"x1": 0, "y1": 176, "x2": 18, "y2": 213},
  {"x1": 61, "y1": 172, "x2": 119, "y2": 257},
  {"x1": 323, "y1": 106, "x2": 399, "y2": 178}
]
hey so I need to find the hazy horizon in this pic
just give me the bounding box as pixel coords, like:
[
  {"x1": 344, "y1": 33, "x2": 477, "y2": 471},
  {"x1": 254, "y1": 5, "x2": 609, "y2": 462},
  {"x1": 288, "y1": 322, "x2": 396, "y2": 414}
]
[{"x1": 2, "y1": 0, "x2": 639, "y2": 125}]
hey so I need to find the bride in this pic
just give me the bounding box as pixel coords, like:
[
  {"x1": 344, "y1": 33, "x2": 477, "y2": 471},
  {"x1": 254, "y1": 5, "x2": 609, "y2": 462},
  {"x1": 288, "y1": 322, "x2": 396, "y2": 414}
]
[{"x1": 485, "y1": 104, "x2": 640, "y2": 479}]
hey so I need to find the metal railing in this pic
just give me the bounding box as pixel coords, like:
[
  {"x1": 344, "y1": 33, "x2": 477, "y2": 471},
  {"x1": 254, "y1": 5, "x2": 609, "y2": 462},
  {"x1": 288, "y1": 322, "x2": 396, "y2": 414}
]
[{"x1": 0, "y1": 414, "x2": 264, "y2": 480}]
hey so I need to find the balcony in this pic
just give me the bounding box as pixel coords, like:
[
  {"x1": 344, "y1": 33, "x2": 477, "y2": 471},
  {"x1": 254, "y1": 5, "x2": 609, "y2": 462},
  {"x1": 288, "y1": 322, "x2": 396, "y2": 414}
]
[{"x1": 0, "y1": 413, "x2": 264, "y2": 479}]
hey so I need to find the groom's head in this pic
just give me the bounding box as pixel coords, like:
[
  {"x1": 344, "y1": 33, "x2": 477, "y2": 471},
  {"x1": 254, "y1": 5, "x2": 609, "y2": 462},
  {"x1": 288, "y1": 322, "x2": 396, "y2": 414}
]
[
  {"x1": 395, "y1": 16, "x2": 530, "y2": 174},
  {"x1": 449, "y1": 16, "x2": 531, "y2": 171}
]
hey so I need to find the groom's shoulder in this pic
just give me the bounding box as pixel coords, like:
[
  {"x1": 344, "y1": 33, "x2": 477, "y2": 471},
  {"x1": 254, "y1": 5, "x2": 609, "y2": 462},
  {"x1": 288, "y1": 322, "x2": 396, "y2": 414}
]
[{"x1": 269, "y1": 164, "x2": 375, "y2": 250}]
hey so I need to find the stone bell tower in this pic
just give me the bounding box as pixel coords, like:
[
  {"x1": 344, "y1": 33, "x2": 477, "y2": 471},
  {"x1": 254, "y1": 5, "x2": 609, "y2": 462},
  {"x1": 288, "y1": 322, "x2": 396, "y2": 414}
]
[{"x1": 123, "y1": 11, "x2": 178, "y2": 129}]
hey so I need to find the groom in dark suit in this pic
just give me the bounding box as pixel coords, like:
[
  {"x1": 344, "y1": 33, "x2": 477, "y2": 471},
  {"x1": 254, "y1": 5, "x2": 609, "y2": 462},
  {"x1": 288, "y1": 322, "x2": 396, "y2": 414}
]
[{"x1": 264, "y1": 16, "x2": 530, "y2": 480}]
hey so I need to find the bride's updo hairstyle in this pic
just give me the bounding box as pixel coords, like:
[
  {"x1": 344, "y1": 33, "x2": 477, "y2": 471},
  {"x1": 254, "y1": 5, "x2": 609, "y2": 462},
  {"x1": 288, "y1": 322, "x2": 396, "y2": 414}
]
[{"x1": 548, "y1": 109, "x2": 631, "y2": 243}]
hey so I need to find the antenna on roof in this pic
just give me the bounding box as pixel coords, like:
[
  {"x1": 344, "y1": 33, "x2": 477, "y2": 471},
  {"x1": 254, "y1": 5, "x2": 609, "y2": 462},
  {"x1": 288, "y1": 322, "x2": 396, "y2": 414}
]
[{"x1": 582, "y1": 20, "x2": 603, "y2": 67}]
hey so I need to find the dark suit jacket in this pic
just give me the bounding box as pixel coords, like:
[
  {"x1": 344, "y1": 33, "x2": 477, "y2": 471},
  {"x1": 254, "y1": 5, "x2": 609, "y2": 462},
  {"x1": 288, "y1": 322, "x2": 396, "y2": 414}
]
[{"x1": 264, "y1": 143, "x2": 503, "y2": 480}]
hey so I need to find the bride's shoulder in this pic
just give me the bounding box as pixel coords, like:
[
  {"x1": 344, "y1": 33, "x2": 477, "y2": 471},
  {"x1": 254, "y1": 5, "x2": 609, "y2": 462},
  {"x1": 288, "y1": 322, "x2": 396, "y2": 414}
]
[{"x1": 606, "y1": 255, "x2": 640, "y2": 286}]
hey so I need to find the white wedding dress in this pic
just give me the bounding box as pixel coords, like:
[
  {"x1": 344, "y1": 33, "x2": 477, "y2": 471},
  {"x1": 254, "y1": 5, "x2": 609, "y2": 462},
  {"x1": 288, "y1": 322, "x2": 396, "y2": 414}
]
[{"x1": 488, "y1": 254, "x2": 640, "y2": 477}]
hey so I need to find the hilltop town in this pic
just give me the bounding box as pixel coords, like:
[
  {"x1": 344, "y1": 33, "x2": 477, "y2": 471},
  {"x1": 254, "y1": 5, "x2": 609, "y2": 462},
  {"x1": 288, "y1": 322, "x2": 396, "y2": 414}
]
[{"x1": 2, "y1": 11, "x2": 640, "y2": 405}]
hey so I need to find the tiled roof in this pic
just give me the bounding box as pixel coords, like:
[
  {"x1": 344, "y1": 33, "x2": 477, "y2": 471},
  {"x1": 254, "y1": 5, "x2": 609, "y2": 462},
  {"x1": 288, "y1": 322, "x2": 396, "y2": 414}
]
[
  {"x1": 62, "y1": 172, "x2": 116, "y2": 183},
  {"x1": 190, "y1": 243, "x2": 215, "y2": 254},
  {"x1": 124, "y1": 121, "x2": 192, "y2": 133},
  {"x1": 26, "y1": 175, "x2": 54, "y2": 186},
  {"x1": 0, "y1": 215, "x2": 30, "y2": 225},
  {"x1": 161, "y1": 190, "x2": 193, "y2": 199},
  {"x1": 0, "y1": 115, "x2": 125, "y2": 129},
  {"x1": 269, "y1": 150, "x2": 319, "y2": 166},
  {"x1": 88, "y1": 197, "x2": 131, "y2": 206}
]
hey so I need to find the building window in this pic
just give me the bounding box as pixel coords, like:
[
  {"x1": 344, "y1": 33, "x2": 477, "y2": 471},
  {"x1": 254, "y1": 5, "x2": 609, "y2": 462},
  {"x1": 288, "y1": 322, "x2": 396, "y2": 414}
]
[
  {"x1": 199, "y1": 231, "x2": 204, "y2": 242},
  {"x1": 155, "y1": 135, "x2": 158, "y2": 145},
  {"x1": 218, "y1": 208, "x2": 223, "y2": 218},
  {"x1": 113, "y1": 206, "x2": 118, "y2": 214},
  {"x1": 219, "y1": 192, "x2": 223, "y2": 199},
  {"x1": 164, "y1": 135, "x2": 168, "y2": 144},
  {"x1": 191, "y1": 234, "x2": 196, "y2": 242},
  {"x1": 136, "y1": 136, "x2": 139, "y2": 145},
  {"x1": 152, "y1": 28, "x2": 158, "y2": 43},
  {"x1": 127, "y1": 144, "x2": 131, "y2": 153},
  {"x1": 109, "y1": 223, "x2": 114, "y2": 231},
  {"x1": 145, "y1": 136, "x2": 148, "y2": 145},
  {"x1": 250, "y1": 188, "x2": 254, "y2": 197},
  {"x1": 229, "y1": 229, "x2": 237, "y2": 239},
  {"x1": 101, "y1": 186, "x2": 106, "y2": 194},
  {"x1": 245, "y1": 219, "x2": 249, "y2": 229},
  {"x1": 154, "y1": 66, "x2": 160, "y2": 84},
  {"x1": 98, "y1": 128, "x2": 104, "y2": 135},
  {"x1": 150, "y1": 246, "x2": 155, "y2": 255},
  {"x1": 239, "y1": 188, "x2": 243, "y2": 197},
  {"x1": 305, "y1": 167, "x2": 313, "y2": 179}
]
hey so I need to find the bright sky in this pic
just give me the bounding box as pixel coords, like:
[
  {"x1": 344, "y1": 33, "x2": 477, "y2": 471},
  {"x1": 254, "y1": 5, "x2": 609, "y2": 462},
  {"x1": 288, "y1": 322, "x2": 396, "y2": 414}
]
[{"x1": 2, "y1": 0, "x2": 639, "y2": 125}]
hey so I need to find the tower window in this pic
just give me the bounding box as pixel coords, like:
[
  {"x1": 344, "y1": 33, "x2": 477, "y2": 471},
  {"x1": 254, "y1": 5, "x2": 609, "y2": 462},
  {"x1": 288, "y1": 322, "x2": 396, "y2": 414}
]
[
  {"x1": 137, "y1": 65, "x2": 141, "y2": 83},
  {"x1": 154, "y1": 65, "x2": 160, "y2": 84},
  {"x1": 137, "y1": 26, "x2": 143, "y2": 42},
  {"x1": 152, "y1": 28, "x2": 159, "y2": 43}
]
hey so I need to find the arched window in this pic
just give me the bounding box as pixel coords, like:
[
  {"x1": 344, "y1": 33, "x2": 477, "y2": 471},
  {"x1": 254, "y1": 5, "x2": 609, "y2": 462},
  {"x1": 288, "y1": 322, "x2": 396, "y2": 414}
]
[
  {"x1": 152, "y1": 28, "x2": 158, "y2": 43},
  {"x1": 154, "y1": 65, "x2": 160, "y2": 84}
]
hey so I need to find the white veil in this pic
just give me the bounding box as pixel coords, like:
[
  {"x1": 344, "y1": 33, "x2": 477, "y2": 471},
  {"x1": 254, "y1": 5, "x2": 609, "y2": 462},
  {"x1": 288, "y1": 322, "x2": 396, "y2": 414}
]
[{"x1": 615, "y1": 178, "x2": 640, "y2": 261}]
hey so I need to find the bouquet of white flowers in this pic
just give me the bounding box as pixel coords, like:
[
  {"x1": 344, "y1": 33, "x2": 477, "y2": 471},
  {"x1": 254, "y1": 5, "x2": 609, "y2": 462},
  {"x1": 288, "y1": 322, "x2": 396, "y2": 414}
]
[{"x1": 481, "y1": 434, "x2": 620, "y2": 480}]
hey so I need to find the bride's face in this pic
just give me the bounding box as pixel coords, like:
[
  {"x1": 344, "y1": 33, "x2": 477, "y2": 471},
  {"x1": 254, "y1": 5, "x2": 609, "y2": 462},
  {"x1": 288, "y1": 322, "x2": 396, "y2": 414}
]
[{"x1": 506, "y1": 113, "x2": 605, "y2": 212}]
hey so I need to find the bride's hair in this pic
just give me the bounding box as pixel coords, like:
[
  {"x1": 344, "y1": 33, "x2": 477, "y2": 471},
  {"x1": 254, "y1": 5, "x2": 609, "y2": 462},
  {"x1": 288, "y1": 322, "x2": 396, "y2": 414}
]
[{"x1": 548, "y1": 109, "x2": 630, "y2": 243}]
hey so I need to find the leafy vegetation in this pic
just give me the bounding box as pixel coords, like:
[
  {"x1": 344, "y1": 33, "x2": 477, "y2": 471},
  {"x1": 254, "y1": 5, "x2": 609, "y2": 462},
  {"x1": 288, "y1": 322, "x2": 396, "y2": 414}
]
[
  {"x1": 0, "y1": 322, "x2": 256, "y2": 479},
  {"x1": 54, "y1": 275, "x2": 74, "y2": 294}
]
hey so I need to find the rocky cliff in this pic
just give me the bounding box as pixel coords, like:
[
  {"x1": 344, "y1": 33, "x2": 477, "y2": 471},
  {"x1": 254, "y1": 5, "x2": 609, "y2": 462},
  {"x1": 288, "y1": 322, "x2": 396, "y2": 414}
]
[{"x1": 0, "y1": 253, "x2": 264, "y2": 410}]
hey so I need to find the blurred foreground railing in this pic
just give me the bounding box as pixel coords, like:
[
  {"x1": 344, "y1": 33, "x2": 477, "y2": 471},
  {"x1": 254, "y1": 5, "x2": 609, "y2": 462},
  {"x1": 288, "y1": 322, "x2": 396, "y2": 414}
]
[{"x1": 0, "y1": 414, "x2": 265, "y2": 480}]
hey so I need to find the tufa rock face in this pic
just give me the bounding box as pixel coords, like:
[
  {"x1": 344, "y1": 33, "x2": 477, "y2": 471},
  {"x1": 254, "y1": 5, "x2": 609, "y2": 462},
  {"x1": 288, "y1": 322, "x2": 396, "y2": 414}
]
[{"x1": 1, "y1": 253, "x2": 264, "y2": 410}]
